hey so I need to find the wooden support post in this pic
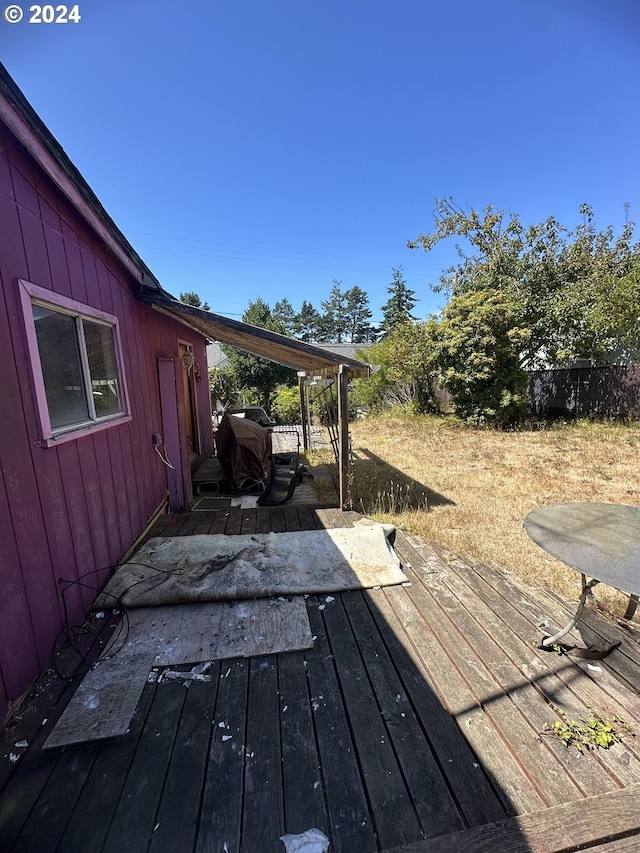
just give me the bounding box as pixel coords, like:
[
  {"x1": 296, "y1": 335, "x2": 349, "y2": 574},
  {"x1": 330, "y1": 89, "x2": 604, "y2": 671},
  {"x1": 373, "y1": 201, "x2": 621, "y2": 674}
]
[
  {"x1": 297, "y1": 372, "x2": 309, "y2": 452},
  {"x1": 305, "y1": 382, "x2": 312, "y2": 452},
  {"x1": 337, "y1": 364, "x2": 351, "y2": 511}
]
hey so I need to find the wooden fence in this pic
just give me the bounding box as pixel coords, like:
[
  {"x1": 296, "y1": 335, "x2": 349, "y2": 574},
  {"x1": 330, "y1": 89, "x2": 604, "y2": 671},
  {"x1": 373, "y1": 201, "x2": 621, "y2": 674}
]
[{"x1": 528, "y1": 365, "x2": 640, "y2": 419}]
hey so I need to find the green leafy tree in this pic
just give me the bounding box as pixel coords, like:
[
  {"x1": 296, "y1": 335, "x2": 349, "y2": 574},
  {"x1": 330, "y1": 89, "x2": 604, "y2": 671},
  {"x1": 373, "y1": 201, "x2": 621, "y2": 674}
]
[
  {"x1": 351, "y1": 321, "x2": 438, "y2": 413},
  {"x1": 209, "y1": 367, "x2": 239, "y2": 411},
  {"x1": 408, "y1": 199, "x2": 640, "y2": 367},
  {"x1": 344, "y1": 286, "x2": 376, "y2": 343},
  {"x1": 379, "y1": 268, "x2": 418, "y2": 337},
  {"x1": 293, "y1": 300, "x2": 322, "y2": 341},
  {"x1": 434, "y1": 290, "x2": 530, "y2": 425},
  {"x1": 586, "y1": 264, "x2": 640, "y2": 360},
  {"x1": 223, "y1": 298, "x2": 295, "y2": 410},
  {"x1": 552, "y1": 211, "x2": 640, "y2": 362},
  {"x1": 271, "y1": 384, "x2": 300, "y2": 424},
  {"x1": 180, "y1": 291, "x2": 210, "y2": 311}
]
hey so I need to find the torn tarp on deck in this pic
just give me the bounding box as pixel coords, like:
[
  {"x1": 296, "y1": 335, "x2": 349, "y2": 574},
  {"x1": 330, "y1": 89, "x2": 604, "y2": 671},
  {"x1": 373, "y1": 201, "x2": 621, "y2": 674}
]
[{"x1": 95, "y1": 525, "x2": 405, "y2": 609}]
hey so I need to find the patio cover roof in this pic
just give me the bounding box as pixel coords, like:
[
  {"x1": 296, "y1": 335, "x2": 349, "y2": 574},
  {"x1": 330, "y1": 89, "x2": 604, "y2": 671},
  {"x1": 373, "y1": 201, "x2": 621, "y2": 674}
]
[{"x1": 148, "y1": 293, "x2": 371, "y2": 379}]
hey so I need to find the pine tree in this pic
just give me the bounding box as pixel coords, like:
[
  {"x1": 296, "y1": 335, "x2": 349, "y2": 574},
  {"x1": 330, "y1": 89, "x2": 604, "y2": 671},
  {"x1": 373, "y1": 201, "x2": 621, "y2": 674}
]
[
  {"x1": 272, "y1": 298, "x2": 296, "y2": 335},
  {"x1": 293, "y1": 300, "x2": 322, "y2": 341},
  {"x1": 320, "y1": 280, "x2": 350, "y2": 342},
  {"x1": 179, "y1": 291, "x2": 210, "y2": 311},
  {"x1": 344, "y1": 286, "x2": 376, "y2": 343},
  {"x1": 223, "y1": 298, "x2": 294, "y2": 410},
  {"x1": 379, "y1": 268, "x2": 417, "y2": 337}
]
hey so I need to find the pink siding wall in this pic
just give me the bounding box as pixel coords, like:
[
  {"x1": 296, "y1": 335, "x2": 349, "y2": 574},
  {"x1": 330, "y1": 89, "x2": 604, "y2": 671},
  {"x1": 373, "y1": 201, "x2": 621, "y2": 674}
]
[{"x1": 0, "y1": 129, "x2": 213, "y2": 723}]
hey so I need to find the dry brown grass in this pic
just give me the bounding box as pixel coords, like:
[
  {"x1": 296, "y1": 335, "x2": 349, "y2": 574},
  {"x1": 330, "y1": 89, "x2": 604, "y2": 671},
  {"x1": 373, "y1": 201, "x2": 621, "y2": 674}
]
[{"x1": 311, "y1": 415, "x2": 640, "y2": 614}]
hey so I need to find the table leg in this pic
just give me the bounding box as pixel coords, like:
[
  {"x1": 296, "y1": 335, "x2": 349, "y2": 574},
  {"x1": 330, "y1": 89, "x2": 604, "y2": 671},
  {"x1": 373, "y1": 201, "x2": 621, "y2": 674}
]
[
  {"x1": 537, "y1": 574, "x2": 600, "y2": 649},
  {"x1": 623, "y1": 594, "x2": 639, "y2": 622}
]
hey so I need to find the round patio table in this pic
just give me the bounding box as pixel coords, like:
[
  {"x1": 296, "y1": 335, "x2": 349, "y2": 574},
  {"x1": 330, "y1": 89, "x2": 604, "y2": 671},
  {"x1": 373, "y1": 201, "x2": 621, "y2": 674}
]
[{"x1": 523, "y1": 503, "x2": 640, "y2": 652}]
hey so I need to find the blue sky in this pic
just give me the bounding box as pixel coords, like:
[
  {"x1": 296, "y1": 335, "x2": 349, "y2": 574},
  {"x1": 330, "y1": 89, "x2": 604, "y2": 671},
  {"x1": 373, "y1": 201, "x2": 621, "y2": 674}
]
[{"x1": 2, "y1": 0, "x2": 638, "y2": 325}]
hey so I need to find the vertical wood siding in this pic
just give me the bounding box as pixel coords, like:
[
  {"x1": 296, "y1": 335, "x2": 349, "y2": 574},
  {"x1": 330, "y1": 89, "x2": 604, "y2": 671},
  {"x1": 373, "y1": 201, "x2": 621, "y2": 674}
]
[{"x1": 0, "y1": 130, "x2": 213, "y2": 723}]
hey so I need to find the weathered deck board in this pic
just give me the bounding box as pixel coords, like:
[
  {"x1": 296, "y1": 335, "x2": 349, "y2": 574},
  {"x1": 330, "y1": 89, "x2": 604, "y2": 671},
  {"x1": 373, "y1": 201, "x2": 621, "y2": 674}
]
[
  {"x1": 148, "y1": 669, "x2": 218, "y2": 853},
  {"x1": 304, "y1": 600, "x2": 378, "y2": 853},
  {"x1": 0, "y1": 614, "x2": 118, "y2": 843},
  {"x1": 405, "y1": 539, "x2": 640, "y2": 791},
  {"x1": 195, "y1": 658, "x2": 248, "y2": 853},
  {"x1": 382, "y1": 582, "x2": 548, "y2": 816},
  {"x1": 341, "y1": 591, "x2": 466, "y2": 839},
  {"x1": 390, "y1": 539, "x2": 618, "y2": 801},
  {"x1": 438, "y1": 542, "x2": 640, "y2": 710},
  {"x1": 364, "y1": 586, "x2": 512, "y2": 828},
  {"x1": 321, "y1": 593, "x2": 423, "y2": 849},
  {"x1": 277, "y1": 650, "x2": 329, "y2": 835},
  {"x1": 9, "y1": 740, "x2": 99, "y2": 851},
  {"x1": 1, "y1": 507, "x2": 639, "y2": 853},
  {"x1": 100, "y1": 679, "x2": 186, "y2": 853},
  {"x1": 241, "y1": 657, "x2": 285, "y2": 853},
  {"x1": 55, "y1": 685, "x2": 157, "y2": 853},
  {"x1": 384, "y1": 784, "x2": 640, "y2": 853},
  {"x1": 456, "y1": 553, "x2": 640, "y2": 755}
]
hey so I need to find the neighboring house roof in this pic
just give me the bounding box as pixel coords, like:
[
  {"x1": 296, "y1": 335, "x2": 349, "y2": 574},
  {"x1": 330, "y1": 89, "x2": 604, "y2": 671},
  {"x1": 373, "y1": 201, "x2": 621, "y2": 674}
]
[
  {"x1": 207, "y1": 342, "x2": 230, "y2": 370},
  {"x1": 311, "y1": 343, "x2": 363, "y2": 360}
]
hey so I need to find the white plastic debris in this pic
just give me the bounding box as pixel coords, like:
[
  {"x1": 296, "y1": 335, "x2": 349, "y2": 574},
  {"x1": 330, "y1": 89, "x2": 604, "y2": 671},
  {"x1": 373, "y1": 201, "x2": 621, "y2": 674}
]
[
  {"x1": 84, "y1": 693, "x2": 100, "y2": 710},
  {"x1": 14, "y1": 740, "x2": 28, "y2": 748},
  {"x1": 325, "y1": 596, "x2": 335, "y2": 603},
  {"x1": 163, "y1": 663, "x2": 213, "y2": 685},
  {"x1": 279, "y1": 828, "x2": 330, "y2": 853},
  {"x1": 222, "y1": 735, "x2": 233, "y2": 742},
  {"x1": 9, "y1": 753, "x2": 19, "y2": 763},
  {"x1": 587, "y1": 664, "x2": 602, "y2": 672}
]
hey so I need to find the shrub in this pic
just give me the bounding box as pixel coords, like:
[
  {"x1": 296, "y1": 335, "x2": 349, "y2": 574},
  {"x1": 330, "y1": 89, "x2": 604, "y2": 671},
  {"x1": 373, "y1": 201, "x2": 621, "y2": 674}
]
[{"x1": 272, "y1": 384, "x2": 300, "y2": 424}]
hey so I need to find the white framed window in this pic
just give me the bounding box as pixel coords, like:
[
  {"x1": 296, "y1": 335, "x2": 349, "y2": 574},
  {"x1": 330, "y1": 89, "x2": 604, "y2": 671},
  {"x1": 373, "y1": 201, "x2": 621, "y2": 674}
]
[{"x1": 19, "y1": 280, "x2": 131, "y2": 445}]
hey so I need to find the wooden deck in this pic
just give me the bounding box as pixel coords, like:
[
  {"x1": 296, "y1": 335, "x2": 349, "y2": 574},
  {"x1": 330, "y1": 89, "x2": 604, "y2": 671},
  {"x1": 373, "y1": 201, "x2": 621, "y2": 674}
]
[{"x1": 1, "y1": 506, "x2": 639, "y2": 852}]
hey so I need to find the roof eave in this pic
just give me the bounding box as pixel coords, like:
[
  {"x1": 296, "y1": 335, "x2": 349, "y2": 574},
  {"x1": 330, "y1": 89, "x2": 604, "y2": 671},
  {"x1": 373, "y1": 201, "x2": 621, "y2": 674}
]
[{"x1": 150, "y1": 297, "x2": 371, "y2": 378}]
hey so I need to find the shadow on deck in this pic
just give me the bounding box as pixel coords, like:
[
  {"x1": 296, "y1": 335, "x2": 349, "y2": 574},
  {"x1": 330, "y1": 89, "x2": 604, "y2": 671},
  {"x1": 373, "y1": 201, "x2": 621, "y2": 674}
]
[{"x1": 1, "y1": 507, "x2": 639, "y2": 852}]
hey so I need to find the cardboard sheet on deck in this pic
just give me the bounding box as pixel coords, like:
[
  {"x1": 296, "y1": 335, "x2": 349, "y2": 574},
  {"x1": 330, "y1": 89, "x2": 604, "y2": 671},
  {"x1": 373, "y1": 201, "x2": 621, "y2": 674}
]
[
  {"x1": 45, "y1": 596, "x2": 312, "y2": 748},
  {"x1": 96, "y1": 525, "x2": 405, "y2": 609}
]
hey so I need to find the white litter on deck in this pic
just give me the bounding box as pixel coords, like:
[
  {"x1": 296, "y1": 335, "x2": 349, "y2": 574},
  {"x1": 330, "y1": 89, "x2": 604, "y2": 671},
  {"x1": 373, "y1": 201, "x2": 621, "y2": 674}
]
[{"x1": 279, "y1": 828, "x2": 330, "y2": 853}]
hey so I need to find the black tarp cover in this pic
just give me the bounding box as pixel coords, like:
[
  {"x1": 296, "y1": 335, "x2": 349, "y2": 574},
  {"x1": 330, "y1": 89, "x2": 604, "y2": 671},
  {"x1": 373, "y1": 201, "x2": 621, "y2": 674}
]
[{"x1": 216, "y1": 413, "x2": 272, "y2": 492}]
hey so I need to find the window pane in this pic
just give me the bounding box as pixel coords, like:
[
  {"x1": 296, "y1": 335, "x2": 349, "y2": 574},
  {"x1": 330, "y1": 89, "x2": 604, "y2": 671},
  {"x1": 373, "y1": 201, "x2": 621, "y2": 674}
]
[
  {"x1": 82, "y1": 319, "x2": 123, "y2": 418},
  {"x1": 33, "y1": 306, "x2": 90, "y2": 429}
]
